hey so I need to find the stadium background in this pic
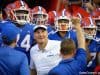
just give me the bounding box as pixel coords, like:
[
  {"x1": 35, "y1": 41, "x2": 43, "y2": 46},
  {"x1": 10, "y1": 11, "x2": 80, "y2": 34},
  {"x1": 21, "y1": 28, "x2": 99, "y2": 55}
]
[{"x1": 0, "y1": 0, "x2": 59, "y2": 12}]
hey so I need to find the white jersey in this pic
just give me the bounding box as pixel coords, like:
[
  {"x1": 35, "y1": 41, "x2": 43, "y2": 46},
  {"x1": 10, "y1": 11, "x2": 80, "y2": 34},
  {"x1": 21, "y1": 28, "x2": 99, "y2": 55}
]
[{"x1": 30, "y1": 40, "x2": 62, "y2": 75}]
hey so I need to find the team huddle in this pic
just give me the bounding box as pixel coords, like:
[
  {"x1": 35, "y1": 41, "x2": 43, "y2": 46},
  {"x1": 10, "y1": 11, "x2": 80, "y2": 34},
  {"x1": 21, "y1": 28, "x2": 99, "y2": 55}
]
[{"x1": 0, "y1": 0, "x2": 100, "y2": 75}]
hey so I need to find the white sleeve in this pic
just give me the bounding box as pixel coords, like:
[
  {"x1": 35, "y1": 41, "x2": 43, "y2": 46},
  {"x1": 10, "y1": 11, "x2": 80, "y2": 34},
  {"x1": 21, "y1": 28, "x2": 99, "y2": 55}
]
[
  {"x1": 29, "y1": 47, "x2": 36, "y2": 69},
  {"x1": 29, "y1": 57, "x2": 36, "y2": 69}
]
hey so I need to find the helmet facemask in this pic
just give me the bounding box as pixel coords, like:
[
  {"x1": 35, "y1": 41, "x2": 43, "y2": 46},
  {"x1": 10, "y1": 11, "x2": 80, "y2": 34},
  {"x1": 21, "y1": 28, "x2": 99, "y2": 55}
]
[
  {"x1": 13, "y1": 9, "x2": 30, "y2": 25},
  {"x1": 81, "y1": 17, "x2": 97, "y2": 40},
  {"x1": 32, "y1": 13, "x2": 48, "y2": 25},
  {"x1": 5, "y1": 0, "x2": 30, "y2": 25},
  {"x1": 31, "y1": 6, "x2": 48, "y2": 25},
  {"x1": 83, "y1": 26, "x2": 97, "y2": 40},
  {"x1": 55, "y1": 16, "x2": 71, "y2": 31}
]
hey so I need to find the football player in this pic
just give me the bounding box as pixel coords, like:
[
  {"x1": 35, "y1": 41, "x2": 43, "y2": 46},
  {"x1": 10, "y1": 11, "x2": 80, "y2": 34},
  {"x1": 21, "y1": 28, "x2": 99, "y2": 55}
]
[
  {"x1": 4, "y1": 0, "x2": 35, "y2": 64},
  {"x1": 31, "y1": 6, "x2": 54, "y2": 34},
  {"x1": 81, "y1": 17, "x2": 98, "y2": 72},
  {"x1": 48, "y1": 9, "x2": 77, "y2": 46}
]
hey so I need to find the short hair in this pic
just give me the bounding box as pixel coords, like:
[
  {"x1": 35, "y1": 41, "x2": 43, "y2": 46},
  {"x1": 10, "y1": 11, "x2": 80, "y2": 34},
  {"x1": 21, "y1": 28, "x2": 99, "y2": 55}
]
[{"x1": 60, "y1": 39, "x2": 76, "y2": 55}]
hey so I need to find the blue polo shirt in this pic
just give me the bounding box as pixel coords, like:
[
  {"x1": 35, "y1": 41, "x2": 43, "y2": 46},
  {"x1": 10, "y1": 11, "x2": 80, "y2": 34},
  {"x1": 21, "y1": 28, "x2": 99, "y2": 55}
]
[
  {"x1": 48, "y1": 48, "x2": 87, "y2": 75},
  {"x1": 0, "y1": 46, "x2": 30, "y2": 75}
]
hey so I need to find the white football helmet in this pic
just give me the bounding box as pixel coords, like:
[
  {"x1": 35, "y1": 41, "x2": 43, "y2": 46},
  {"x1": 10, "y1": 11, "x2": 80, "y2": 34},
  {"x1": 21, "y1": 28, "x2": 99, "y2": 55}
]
[{"x1": 55, "y1": 9, "x2": 71, "y2": 31}]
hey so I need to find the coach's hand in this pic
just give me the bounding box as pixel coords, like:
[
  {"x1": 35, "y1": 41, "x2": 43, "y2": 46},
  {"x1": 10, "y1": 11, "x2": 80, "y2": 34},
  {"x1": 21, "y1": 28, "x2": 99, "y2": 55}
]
[{"x1": 71, "y1": 17, "x2": 81, "y2": 29}]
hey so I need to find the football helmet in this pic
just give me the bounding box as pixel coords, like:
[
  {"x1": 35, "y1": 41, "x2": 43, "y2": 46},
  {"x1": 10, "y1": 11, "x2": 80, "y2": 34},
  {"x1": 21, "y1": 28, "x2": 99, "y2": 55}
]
[
  {"x1": 5, "y1": 0, "x2": 30, "y2": 25},
  {"x1": 31, "y1": 6, "x2": 48, "y2": 25},
  {"x1": 81, "y1": 17, "x2": 97, "y2": 39},
  {"x1": 55, "y1": 9, "x2": 71, "y2": 31},
  {"x1": 48, "y1": 11, "x2": 57, "y2": 25},
  {"x1": 92, "y1": 8, "x2": 100, "y2": 31}
]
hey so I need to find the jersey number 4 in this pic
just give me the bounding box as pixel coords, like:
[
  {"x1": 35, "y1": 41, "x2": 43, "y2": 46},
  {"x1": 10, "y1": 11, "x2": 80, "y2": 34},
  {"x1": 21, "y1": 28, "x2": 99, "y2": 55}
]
[{"x1": 17, "y1": 34, "x2": 31, "y2": 51}]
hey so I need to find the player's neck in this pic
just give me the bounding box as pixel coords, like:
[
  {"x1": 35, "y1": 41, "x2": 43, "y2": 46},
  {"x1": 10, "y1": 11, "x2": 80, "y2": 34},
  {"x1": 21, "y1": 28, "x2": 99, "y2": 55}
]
[
  {"x1": 59, "y1": 31, "x2": 67, "y2": 38},
  {"x1": 86, "y1": 39, "x2": 91, "y2": 46},
  {"x1": 62, "y1": 53, "x2": 74, "y2": 60}
]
